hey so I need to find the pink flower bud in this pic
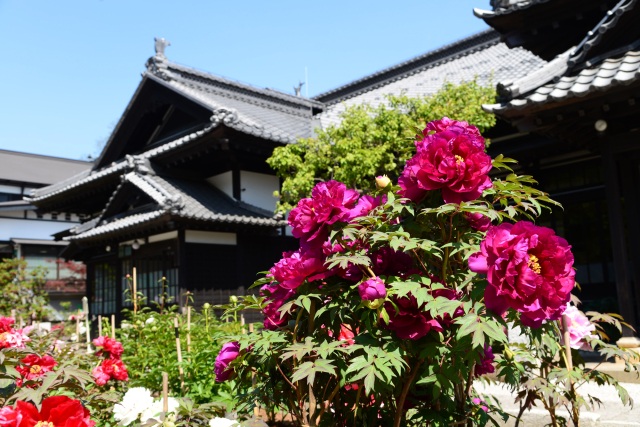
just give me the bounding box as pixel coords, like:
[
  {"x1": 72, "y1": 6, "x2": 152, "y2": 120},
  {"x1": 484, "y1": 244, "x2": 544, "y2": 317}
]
[
  {"x1": 358, "y1": 277, "x2": 387, "y2": 301},
  {"x1": 375, "y1": 175, "x2": 391, "y2": 189}
]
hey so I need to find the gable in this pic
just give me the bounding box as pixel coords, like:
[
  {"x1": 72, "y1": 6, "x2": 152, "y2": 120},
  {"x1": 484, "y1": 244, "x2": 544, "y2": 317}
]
[{"x1": 94, "y1": 77, "x2": 213, "y2": 169}]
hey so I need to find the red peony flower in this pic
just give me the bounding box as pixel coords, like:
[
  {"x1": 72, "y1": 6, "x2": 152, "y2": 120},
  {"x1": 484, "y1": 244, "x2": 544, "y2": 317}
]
[
  {"x1": 468, "y1": 221, "x2": 575, "y2": 328},
  {"x1": 337, "y1": 324, "x2": 357, "y2": 346},
  {"x1": 399, "y1": 117, "x2": 492, "y2": 204},
  {"x1": 10, "y1": 395, "x2": 95, "y2": 426},
  {"x1": 0, "y1": 317, "x2": 15, "y2": 333},
  {"x1": 92, "y1": 358, "x2": 128, "y2": 386},
  {"x1": 92, "y1": 336, "x2": 124, "y2": 359},
  {"x1": 0, "y1": 319, "x2": 29, "y2": 350},
  {"x1": 0, "y1": 406, "x2": 18, "y2": 427},
  {"x1": 16, "y1": 354, "x2": 57, "y2": 387},
  {"x1": 215, "y1": 341, "x2": 240, "y2": 382},
  {"x1": 358, "y1": 277, "x2": 387, "y2": 301}
]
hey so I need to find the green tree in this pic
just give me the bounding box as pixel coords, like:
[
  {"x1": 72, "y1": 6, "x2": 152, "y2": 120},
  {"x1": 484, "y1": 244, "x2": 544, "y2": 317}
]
[
  {"x1": 0, "y1": 258, "x2": 49, "y2": 319},
  {"x1": 268, "y1": 80, "x2": 496, "y2": 212}
]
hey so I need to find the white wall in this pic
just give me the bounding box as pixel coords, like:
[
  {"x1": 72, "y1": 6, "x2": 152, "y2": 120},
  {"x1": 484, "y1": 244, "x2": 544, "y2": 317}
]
[
  {"x1": 185, "y1": 230, "x2": 237, "y2": 245},
  {"x1": 239, "y1": 171, "x2": 279, "y2": 212},
  {"x1": 206, "y1": 171, "x2": 233, "y2": 199}
]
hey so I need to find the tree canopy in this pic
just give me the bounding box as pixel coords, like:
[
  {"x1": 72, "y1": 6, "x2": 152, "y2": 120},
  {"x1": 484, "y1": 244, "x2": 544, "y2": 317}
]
[{"x1": 267, "y1": 80, "x2": 496, "y2": 213}]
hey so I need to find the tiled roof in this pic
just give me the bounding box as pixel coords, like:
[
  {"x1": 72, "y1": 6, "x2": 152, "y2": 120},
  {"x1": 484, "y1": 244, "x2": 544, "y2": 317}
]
[
  {"x1": 65, "y1": 170, "x2": 285, "y2": 241},
  {"x1": 473, "y1": 0, "x2": 550, "y2": 18},
  {"x1": 0, "y1": 149, "x2": 91, "y2": 185},
  {"x1": 27, "y1": 126, "x2": 217, "y2": 203},
  {"x1": 484, "y1": 49, "x2": 640, "y2": 113},
  {"x1": 484, "y1": 0, "x2": 640, "y2": 113},
  {"x1": 315, "y1": 31, "x2": 545, "y2": 128},
  {"x1": 146, "y1": 56, "x2": 323, "y2": 144}
]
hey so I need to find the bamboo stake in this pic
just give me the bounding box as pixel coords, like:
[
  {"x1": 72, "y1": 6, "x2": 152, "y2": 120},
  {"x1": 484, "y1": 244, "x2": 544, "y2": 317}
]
[
  {"x1": 162, "y1": 372, "x2": 169, "y2": 421},
  {"x1": 75, "y1": 313, "x2": 80, "y2": 342},
  {"x1": 82, "y1": 296, "x2": 91, "y2": 353},
  {"x1": 132, "y1": 267, "x2": 138, "y2": 314},
  {"x1": 187, "y1": 306, "x2": 192, "y2": 353},
  {"x1": 111, "y1": 314, "x2": 116, "y2": 339},
  {"x1": 561, "y1": 315, "x2": 574, "y2": 384},
  {"x1": 98, "y1": 315, "x2": 102, "y2": 336},
  {"x1": 174, "y1": 316, "x2": 185, "y2": 393},
  {"x1": 241, "y1": 313, "x2": 246, "y2": 334},
  {"x1": 10, "y1": 309, "x2": 15, "y2": 319}
]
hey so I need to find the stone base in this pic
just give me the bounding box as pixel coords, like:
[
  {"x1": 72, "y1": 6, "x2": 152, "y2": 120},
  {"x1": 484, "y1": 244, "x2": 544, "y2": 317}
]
[{"x1": 615, "y1": 336, "x2": 640, "y2": 364}]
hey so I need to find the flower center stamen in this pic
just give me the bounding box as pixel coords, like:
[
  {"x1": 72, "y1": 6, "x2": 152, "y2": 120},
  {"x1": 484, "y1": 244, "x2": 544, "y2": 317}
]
[
  {"x1": 30, "y1": 365, "x2": 42, "y2": 374},
  {"x1": 528, "y1": 255, "x2": 541, "y2": 274},
  {"x1": 35, "y1": 422, "x2": 54, "y2": 427},
  {"x1": 455, "y1": 154, "x2": 464, "y2": 165}
]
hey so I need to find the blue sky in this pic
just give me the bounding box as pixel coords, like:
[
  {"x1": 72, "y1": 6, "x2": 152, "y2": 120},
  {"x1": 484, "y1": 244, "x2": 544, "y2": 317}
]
[{"x1": 0, "y1": 1, "x2": 490, "y2": 161}]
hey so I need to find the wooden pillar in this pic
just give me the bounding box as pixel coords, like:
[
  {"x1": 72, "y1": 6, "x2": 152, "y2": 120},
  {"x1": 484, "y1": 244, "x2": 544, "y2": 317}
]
[{"x1": 600, "y1": 138, "x2": 639, "y2": 337}]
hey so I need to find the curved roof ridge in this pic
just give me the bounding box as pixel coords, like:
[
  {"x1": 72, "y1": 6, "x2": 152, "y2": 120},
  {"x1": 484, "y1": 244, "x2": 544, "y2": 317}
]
[{"x1": 313, "y1": 29, "x2": 498, "y2": 104}]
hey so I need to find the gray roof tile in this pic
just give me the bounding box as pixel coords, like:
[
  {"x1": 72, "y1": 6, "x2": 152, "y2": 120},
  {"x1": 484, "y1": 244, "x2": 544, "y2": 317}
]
[
  {"x1": 485, "y1": 50, "x2": 640, "y2": 113},
  {"x1": 317, "y1": 37, "x2": 544, "y2": 128},
  {"x1": 64, "y1": 171, "x2": 285, "y2": 241}
]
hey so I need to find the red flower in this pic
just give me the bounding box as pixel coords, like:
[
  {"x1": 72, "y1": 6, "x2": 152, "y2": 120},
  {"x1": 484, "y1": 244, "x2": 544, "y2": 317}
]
[
  {"x1": 0, "y1": 317, "x2": 15, "y2": 333},
  {"x1": 16, "y1": 354, "x2": 57, "y2": 387},
  {"x1": 399, "y1": 118, "x2": 492, "y2": 204},
  {"x1": 92, "y1": 336, "x2": 124, "y2": 359},
  {"x1": 215, "y1": 342, "x2": 241, "y2": 382},
  {"x1": 7, "y1": 395, "x2": 95, "y2": 426},
  {"x1": 475, "y1": 345, "x2": 495, "y2": 377},
  {"x1": 469, "y1": 221, "x2": 575, "y2": 328},
  {"x1": 92, "y1": 358, "x2": 128, "y2": 386}
]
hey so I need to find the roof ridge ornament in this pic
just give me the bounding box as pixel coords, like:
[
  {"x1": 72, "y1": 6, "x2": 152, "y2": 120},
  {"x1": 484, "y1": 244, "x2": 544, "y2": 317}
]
[
  {"x1": 210, "y1": 108, "x2": 239, "y2": 126},
  {"x1": 145, "y1": 37, "x2": 172, "y2": 81}
]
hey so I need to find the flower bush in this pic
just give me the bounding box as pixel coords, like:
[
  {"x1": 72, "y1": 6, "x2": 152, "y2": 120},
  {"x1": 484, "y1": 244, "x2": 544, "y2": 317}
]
[{"x1": 217, "y1": 118, "x2": 640, "y2": 427}]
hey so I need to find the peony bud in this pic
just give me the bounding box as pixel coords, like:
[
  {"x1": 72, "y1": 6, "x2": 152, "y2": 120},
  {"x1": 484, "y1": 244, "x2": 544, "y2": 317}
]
[
  {"x1": 358, "y1": 277, "x2": 387, "y2": 301},
  {"x1": 229, "y1": 295, "x2": 238, "y2": 304},
  {"x1": 375, "y1": 175, "x2": 391, "y2": 189}
]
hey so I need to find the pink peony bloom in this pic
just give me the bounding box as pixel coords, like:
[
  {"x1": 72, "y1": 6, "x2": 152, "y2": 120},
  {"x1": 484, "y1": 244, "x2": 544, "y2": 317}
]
[
  {"x1": 561, "y1": 303, "x2": 597, "y2": 350},
  {"x1": 465, "y1": 212, "x2": 492, "y2": 232},
  {"x1": 472, "y1": 397, "x2": 489, "y2": 412},
  {"x1": 92, "y1": 336, "x2": 124, "y2": 359},
  {"x1": 92, "y1": 358, "x2": 128, "y2": 386},
  {"x1": 358, "y1": 277, "x2": 387, "y2": 301},
  {"x1": 215, "y1": 341, "x2": 241, "y2": 382},
  {"x1": 338, "y1": 324, "x2": 357, "y2": 346},
  {"x1": 469, "y1": 221, "x2": 575, "y2": 328},
  {"x1": 0, "y1": 406, "x2": 19, "y2": 427},
  {"x1": 0, "y1": 317, "x2": 15, "y2": 333},
  {"x1": 349, "y1": 194, "x2": 386, "y2": 219}
]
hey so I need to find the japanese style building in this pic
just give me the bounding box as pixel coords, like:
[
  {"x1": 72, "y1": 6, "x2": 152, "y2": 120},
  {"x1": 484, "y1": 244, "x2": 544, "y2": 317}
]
[
  {"x1": 475, "y1": 0, "x2": 640, "y2": 340},
  {"x1": 27, "y1": 1, "x2": 640, "y2": 340}
]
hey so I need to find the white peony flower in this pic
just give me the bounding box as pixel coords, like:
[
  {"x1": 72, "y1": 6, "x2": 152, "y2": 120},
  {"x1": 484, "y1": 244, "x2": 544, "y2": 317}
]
[
  {"x1": 113, "y1": 387, "x2": 155, "y2": 426},
  {"x1": 209, "y1": 417, "x2": 239, "y2": 427},
  {"x1": 139, "y1": 397, "x2": 179, "y2": 425}
]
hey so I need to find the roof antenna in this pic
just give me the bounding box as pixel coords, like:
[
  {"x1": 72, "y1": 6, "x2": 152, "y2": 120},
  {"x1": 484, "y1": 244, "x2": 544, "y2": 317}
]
[
  {"x1": 294, "y1": 81, "x2": 305, "y2": 97},
  {"x1": 154, "y1": 37, "x2": 171, "y2": 58}
]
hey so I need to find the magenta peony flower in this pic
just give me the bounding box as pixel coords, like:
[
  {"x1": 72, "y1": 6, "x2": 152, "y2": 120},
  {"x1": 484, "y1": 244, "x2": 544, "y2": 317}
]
[
  {"x1": 92, "y1": 358, "x2": 128, "y2": 386},
  {"x1": 215, "y1": 341, "x2": 241, "y2": 382},
  {"x1": 349, "y1": 194, "x2": 386, "y2": 219},
  {"x1": 268, "y1": 249, "x2": 330, "y2": 290},
  {"x1": 469, "y1": 221, "x2": 575, "y2": 328},
  {"x1": 475, "y1": 345, "x2": 495, "y2": 377},
  {"x1": 358, "y1": 277, "x2": 387, "y2": 301},
  {"x1": 261, "y1": 282, "x2": 296, "y2": 330},
  {"x1": 465, "y1": 212, "x2": 491, "y2": 232},
  {"x1": 561, "y1": 303, "x2": 596, "y2": 350},
  {"x1": 288, "y1": 180, "x2": 359, "y2": 248},
  {"x1": 421, "y1": 117, "x2": 483, "y2": 145},
  {"x1": 383, "y1": 285, "x2": 462, "y2": 340}
]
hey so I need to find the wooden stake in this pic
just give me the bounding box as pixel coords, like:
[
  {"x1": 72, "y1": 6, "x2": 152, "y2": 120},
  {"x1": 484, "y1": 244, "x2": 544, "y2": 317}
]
[
  {"x1": 249, "y1": 323, "x2": 260, "y2": 419},
  {"x1": 241, "y1": 313, "x2": 246, "y2": 334},
  {"x1": 162, "y1": 372, "x2": 169, "y2": 421},
  {"x1": 561, "y1": 314, "x2": 574, "y2": 388},
  {"x1": 111, "y1": 314, "x2": 116, "y2": 339},
  {"x1": 98, "y1": 315, "x2": 102, "y2": 336},
  {"x1": 187, "y1": 306, "x2": 192, "y2": 353},
  {"x1": 174, "y1": 316, "x2": 185, "y2": 393},
  {"x1": 132, "y1": 267, "x2": 138, "y2": 314},
  {"x1": 82, "y1": 296, "x2": 91, "y2": 353},
  {"x1": 10, "y1": 309, "x2": 15, "y2": 319}
]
